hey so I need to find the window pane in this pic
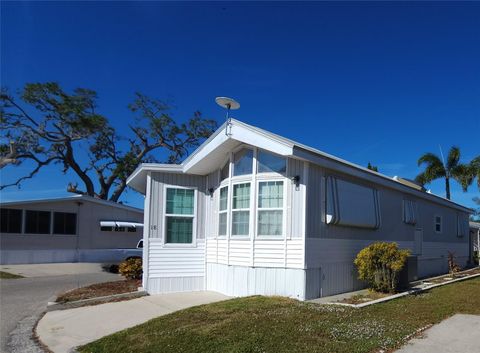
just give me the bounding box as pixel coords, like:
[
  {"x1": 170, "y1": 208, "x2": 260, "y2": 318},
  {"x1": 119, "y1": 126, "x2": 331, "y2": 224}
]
[
  {"x1": 166, "y1": 217, "x2": 193, "y2": 243},
  {"x1": 218, "y1": 213, "x2": 227, "y2": 236},
  {"x1": 258, "y1": 210, "x2": 283, "y2": 236},
  {"x1": 54, "y1": 212, "x2": 77, "y2": 235},
  {"x1": 166, "y1": 188, "x2": 194, "y2": 215},
  {"x1": 258, "y1": 181, "x2": 283, "y2": 208},
  {"x1": 25, "y1": 210, "x2": 51, "y2": 234},
  {"x1": 220, "y1": 161, "x2": 229, "y2": 181},
  {"x1": 257, "y1": 150, "x2": 286, "y2": 174},
  {"x1": 232, "y1": 211, "x2": 249, "y2": 236},
  {"x1": 1, "y1": 208, "x2": 22, "y2": 233},
  {"x1": 233, "y1": 148, "x2": 253, "y2": 176},
  {"x1": 233, "y1": 183, "x2": 250, "y2": 209},
  {"x1": 219, "y1": 187, "x2": 228, "y2": 211}
]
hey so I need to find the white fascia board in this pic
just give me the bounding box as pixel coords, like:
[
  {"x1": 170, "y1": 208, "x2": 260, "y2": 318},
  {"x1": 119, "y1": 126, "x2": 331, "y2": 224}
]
[
  {"x1": 182, "y1": 120, "x2": 293, "y2": 174},
  {"x1": 293, "y1": 146, "x2": 473, "y2": 214},
  {"x1": 126, "y1": 163, "x2": 183, "y2": 194}
]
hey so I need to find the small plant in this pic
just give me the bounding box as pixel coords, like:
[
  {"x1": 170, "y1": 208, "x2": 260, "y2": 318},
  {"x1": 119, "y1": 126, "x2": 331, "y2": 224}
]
[
  {"x1": 447, "y1": 251, "x2": 461, "y2": 276},
  {"x1": 354, "y1": 242, "x2": 410, "y2": 293},
  {"x1": 119, "y1": 258, "x2": 143, "y2": 280}
]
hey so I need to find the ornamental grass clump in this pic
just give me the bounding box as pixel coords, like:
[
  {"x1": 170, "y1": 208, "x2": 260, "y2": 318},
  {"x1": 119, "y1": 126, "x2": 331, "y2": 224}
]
[{"x1": 354, "y1": 242, "x2": 410, "y2": 293}]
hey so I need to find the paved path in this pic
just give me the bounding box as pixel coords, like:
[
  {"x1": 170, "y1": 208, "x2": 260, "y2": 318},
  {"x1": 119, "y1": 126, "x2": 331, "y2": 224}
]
[
  {"x1": 37, "y1": 291, "x2": 229, "y2": 353},
  {"x1": 0, "y1": 265, "x2": 119, "y2": 353},
  {"x1": 396, "y1": 314, "x2": 480, "y2": 353}
]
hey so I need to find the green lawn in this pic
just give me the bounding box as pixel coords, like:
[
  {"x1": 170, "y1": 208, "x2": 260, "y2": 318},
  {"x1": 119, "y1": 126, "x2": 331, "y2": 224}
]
[
  {"x1": 0, "y1": 271, "x2": 24, "y2": 279},
  {"x1": 79, "y1": 277, "x2": 480, "y2": 353}
]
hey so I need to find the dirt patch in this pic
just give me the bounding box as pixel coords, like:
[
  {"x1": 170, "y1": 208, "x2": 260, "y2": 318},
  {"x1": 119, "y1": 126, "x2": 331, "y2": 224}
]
[
  {"x1": 338, "y1": 290, "x2": 390, "y2": 305},
  {"x1": 56, "y1": 280, "x2": 141, "y2": 303}
]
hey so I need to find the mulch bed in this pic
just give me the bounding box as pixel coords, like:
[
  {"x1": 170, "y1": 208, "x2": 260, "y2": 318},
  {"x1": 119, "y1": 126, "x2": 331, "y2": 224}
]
[{"x1": 56, "y1": 279, "x2": 141, "y2": 303}]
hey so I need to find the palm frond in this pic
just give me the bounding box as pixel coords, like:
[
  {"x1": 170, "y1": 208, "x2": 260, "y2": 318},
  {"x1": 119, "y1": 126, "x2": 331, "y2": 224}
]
[
  {"x1": 418, "y1": 153, "x2": 444, "y2": 168},
  {"x1": 450, "y1": 164, "x2": 473, "y2": 192},
  {"x1": 471, "y1": 156, "x2": 480, "y2": 188},
  {"x1": 446, "y1": 146, "x2": 461, "y2": 171}
]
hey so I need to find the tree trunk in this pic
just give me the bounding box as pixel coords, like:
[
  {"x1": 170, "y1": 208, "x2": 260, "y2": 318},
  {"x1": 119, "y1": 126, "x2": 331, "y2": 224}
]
[{"x1": 445, "y1": 177, "x2": 451, "y2": 200}]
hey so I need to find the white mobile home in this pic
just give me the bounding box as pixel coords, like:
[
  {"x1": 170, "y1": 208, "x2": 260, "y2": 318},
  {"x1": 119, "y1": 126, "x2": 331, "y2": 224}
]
[
  {"x1": 0, "y1": 195, "x2": 143, "y2": 264},
  {"x1": 127, "y1": 119, "x2": 472, "y2": 300}
]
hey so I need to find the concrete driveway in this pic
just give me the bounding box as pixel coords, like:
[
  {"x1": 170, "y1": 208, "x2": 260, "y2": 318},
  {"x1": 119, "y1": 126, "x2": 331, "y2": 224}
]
[
  {"x1": 37, "y1": 291, "x2": 229, "y2": 353},
  {"x1": 0, "y1": 263, "x2": 120, "y2": 353},
  {"x1": 397, "y1": 314, "x2": 480, "y2": 353}
]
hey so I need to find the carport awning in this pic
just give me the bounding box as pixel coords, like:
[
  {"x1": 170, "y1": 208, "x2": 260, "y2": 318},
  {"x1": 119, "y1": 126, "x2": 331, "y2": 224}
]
[{"x1": 100, "y1": 221, "x2": 144, "y2": 228}]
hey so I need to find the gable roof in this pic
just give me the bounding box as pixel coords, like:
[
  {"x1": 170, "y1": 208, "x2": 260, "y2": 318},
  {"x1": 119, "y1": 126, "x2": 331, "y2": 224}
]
[
  {"x1": 127, "y1": 118, "x2": 472, "y2": 214},
  {"x1": 0, "y1": 194, "x2": 143, "y2": 213}
]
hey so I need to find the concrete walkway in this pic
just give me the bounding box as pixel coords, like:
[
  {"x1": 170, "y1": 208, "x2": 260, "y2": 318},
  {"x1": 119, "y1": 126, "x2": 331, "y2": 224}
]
[
  {"x1": 396, "y1": 314, "x2": 480, "y2": 353},
  {"x1": 0, "y1": 263, "x2": 106, "y2": 278},
  {"x1": 36, "y1": 291, "x2": 229, "y2": 353}
]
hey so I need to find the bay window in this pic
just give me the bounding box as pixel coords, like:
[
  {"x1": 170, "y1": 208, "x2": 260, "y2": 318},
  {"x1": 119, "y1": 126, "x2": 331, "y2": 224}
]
[
  {"x1": 232, "y1": 183, "x2": 250, "y2": 236},
  {"x1": 218, "y1": 147, "x2": 287, "y2": 238},
  {"x1": 165, "y1": 187, "x2": 195, "y2": 244},
  {"x1": 257, "y1": 181, "x2": 284, "y2": 236}
]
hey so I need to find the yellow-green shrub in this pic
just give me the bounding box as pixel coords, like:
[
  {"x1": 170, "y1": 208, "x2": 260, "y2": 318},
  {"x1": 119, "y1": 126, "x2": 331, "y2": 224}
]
[
  {"x1": 119, "y1": 258, "x2": 143, "y2": 280},
  {"x1": 354, "y1": 242, "x2": 410, "y2": 293}
]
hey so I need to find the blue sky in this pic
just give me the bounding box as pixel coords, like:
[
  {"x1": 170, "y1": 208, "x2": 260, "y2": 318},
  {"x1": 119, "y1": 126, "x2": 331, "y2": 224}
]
[{"x1": 1, "y1": 1, "x2": 479, "y2": 210}]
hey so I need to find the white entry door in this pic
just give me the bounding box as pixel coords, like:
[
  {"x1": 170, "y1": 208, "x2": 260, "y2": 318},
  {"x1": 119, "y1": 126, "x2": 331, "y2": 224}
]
[{"x1": 414, "y1": 228, "x2": 423, "y2": 255}]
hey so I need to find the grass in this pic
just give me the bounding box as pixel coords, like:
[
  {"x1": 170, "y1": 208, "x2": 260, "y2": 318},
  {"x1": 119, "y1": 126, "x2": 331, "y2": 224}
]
[
  {"x1": 79, "y1": 277, "x2": 480, "y2": 353},
  {"x1": 0, "y1": 270, "x2": 24, "y2": 279},
  {"x1": 56, "y1": 280, "x2": 140, "y2": 303}
]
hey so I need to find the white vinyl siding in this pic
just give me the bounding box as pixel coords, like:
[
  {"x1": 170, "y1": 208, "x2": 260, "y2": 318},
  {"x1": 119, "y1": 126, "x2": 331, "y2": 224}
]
[{"x1": 257, "y1": 181, "x2": 284, "y2": 236}]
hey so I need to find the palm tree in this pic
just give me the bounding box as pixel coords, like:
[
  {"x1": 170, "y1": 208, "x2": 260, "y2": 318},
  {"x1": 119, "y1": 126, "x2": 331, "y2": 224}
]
[
  {"x1": 415, "y1": 146, "x2": 472, "y2": 200},
  {"x1": 471, "y1": 156, "x2": 480, "y2": 190}
]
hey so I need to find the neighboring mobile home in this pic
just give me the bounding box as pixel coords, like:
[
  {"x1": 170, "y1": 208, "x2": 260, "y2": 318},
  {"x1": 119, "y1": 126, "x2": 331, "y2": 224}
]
[
  {"x1": 0, "y1": 195, "x2": 143, "y2": 264},
  {"x1": 127, "y1": 119, "x2": 472, "y2": 300}
]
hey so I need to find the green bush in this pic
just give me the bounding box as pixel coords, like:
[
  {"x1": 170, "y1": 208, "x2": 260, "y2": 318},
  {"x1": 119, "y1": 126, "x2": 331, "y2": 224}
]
[
  {"x1": 119, "y1": 258, "x2": 143, "y2": 280},
  {"x1": 354, "y1": 242, "x2": 410, "y2": 293}
]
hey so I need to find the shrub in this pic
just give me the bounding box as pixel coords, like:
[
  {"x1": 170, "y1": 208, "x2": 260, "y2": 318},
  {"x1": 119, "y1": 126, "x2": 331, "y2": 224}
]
[
  {"x1": 119, "y1": 258, "x2": 143, "y2": 280},
  {"x1": 354, "y1": 242, "x2": 410, "y2": 293},
  {"x1": 447, "y1": 251, "x2": 461, "y2": 276}
]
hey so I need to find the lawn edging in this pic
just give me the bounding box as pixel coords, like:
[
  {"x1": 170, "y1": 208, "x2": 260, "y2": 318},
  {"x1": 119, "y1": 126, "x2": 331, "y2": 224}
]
[
  {"x1": 47, "y1": 290, "x2": 148, "y2": 311},
  {"x1": 325, "y1": 271, "x2": 480, "y2": 309}
]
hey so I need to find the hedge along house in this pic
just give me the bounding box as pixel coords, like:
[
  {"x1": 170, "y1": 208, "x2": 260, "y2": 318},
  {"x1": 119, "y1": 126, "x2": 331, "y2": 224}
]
[
  {"x1": 0, "y1": 195, "x2": 143, "y2": 264},
  {"x1": 127, "y1": 119, "x2": 472, "y2": 300}
]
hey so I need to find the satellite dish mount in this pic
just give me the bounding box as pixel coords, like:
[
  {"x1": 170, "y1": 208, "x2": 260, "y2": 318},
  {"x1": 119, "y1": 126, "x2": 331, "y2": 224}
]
[{"x1": 215, "y1": 97, "x2": 240, "y2": 136}]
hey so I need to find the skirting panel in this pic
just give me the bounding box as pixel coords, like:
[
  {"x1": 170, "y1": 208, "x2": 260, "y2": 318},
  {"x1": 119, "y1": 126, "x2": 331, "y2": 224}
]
[
  {"x1": 206, "y1": 263, "x2": 306, "y2": 300},
  {"x1": 146, "y1": 276, "x2": 205, "y2": 294},
  {"x1": 0, "y1": 249, "x2": 137, "y2": 265}
]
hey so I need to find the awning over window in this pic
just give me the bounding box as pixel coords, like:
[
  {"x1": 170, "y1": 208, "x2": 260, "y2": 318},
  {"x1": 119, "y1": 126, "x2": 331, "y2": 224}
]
[{"x1": 100, "y1": 221, "x2": 144, "y2": 228}]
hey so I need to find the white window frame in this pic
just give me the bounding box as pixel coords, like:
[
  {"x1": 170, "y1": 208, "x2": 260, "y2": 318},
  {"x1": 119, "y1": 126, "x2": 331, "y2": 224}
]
[
  {"x1": 230, "y1": 180, "x2": 252, "y2": 238},
  {"x1": 256, "y1": 179, "x2": 287, "y2": 238},
  {"x1": 434, "y1": 214, "x2": 442, "y2": 234},
  {"x1": 162, "y1": 185, "x2": 197, "y2": 247},
  {"x1": 218, "y1": 185, "x2": 229, "y2": 237}
]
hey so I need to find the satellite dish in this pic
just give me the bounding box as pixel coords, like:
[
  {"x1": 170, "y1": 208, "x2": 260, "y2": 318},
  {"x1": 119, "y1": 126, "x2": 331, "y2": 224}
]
[
  {"x1": 215, "y1": 97, "x2": 240, "y2": 136},
  {"x1": 215, "y1": 97, "x2": 240, "y2": 110}
]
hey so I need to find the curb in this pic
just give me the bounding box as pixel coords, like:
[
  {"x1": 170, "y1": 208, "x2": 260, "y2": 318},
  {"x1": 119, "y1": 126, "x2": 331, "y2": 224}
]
[
  {"x1": 324, "y1": 271, "x2": 480, "y2": 309},
  {"x1": 47, "y1": 290, "x2": 148, "y2": 311}
]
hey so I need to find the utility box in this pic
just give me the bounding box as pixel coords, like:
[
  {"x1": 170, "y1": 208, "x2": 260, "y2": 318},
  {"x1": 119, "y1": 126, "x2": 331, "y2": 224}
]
[{"x1": 398, "y1": 256, "x2": 418, "y2": 289}]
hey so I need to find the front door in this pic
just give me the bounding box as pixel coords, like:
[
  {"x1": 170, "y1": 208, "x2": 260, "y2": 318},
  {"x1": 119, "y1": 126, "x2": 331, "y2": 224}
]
[{"x1": 414, "y1": 228, "x2": 423, "y2": 256}]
